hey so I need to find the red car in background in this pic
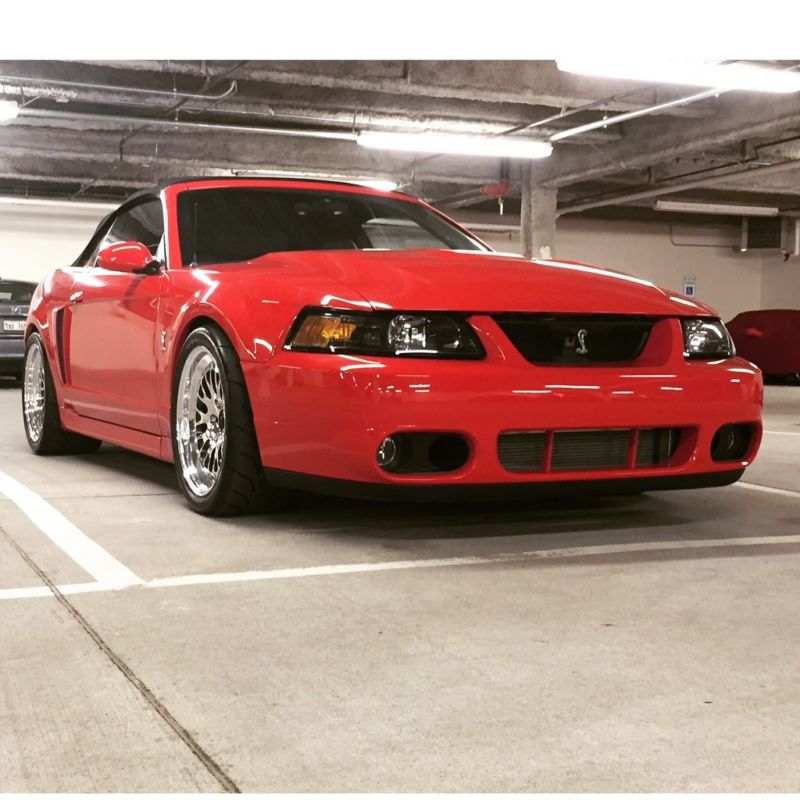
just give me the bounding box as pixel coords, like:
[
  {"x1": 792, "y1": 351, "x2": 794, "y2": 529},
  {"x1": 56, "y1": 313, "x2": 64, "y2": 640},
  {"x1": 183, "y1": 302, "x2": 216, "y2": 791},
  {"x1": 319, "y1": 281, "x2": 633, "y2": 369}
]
[
  {"x1": 21, "y1": 178, "x2": 763, "y2": 515},
  {"x1": 727, "y1": 309, "x2": 800, "y2": 382}
]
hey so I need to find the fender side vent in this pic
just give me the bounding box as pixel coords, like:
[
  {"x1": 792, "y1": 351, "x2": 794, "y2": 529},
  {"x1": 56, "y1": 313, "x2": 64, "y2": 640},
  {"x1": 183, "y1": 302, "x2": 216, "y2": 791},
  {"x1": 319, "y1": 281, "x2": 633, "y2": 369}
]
[{"x1": 55, "y1": 308, "x2": 67, "y2": 382}]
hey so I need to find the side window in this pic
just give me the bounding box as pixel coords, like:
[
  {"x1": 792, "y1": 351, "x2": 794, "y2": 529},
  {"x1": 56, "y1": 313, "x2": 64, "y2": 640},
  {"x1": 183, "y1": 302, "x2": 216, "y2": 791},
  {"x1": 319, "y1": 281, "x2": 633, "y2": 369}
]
[{"x1": 89, "y1": 199, "x2": 165, "y2": 265}]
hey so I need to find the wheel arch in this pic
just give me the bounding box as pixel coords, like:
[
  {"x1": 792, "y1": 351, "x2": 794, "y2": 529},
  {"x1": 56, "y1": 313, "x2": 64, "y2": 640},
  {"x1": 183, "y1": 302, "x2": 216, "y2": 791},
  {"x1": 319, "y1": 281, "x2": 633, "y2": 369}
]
[
  {"x1": 170, "y1": 313, "x2": 230, "y2": 393},
  {"x1": 24, "y1": 321, "x2": 41, "y2": 343}
]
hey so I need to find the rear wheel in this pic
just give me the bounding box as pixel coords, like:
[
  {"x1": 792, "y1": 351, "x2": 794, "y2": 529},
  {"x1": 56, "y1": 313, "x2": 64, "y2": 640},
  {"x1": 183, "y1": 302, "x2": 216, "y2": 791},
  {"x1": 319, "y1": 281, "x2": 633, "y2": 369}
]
[
  {"x1": 22, "y1": 333, "x2": 102, "y2": 455},
  {"x1": 172, "y1": 325, "x2": 288, "y2": 515}
]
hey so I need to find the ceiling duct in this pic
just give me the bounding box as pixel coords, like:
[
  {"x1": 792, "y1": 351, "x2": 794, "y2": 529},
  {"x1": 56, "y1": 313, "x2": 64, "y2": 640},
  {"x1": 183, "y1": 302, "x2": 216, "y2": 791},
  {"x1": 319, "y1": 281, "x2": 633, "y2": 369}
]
[{"x1": 739, "y1": 216, "x2": 800, "y2": 256}]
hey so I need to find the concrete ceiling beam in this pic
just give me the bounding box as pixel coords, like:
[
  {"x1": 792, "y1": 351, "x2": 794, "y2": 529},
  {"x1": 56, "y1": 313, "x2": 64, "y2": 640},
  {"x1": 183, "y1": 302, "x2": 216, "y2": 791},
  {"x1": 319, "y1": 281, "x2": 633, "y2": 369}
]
[
  {"x1": 0, "y1": 123, "x2": 514, "y2": 188},
  {"x1": 68, "y1": 59, "x2": 717, "y2": 117},
  {"x1": 538, "y1": 93, "x2": 800, "y2": 187}
]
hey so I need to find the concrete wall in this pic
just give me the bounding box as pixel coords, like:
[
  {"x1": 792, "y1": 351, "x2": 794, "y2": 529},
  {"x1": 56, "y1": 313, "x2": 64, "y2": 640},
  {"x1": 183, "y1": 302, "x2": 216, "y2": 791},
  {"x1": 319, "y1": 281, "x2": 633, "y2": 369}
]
[
  {"x1": 760, "y1": 255, "x2": 800, "y2": 311},
  {"x1": 0, "y1": 203, "x2": 108, "y2": 283},
  {"x1": 1, "y1": 201, "x2": 799, "y2": 322}
]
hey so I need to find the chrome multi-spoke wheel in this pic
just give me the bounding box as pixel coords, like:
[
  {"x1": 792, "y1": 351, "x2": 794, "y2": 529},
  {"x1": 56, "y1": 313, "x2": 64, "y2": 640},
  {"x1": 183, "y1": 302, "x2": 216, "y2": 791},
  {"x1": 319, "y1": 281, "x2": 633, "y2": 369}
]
[
  {"x1": 23, "y1": 338, "x2": 46, "y2": 443},
  {"x1": 172, "y1": 326, "x2": 287, "y2": 516},
  {"x1": 176, "y1": 345, "x2": 226, "y2": 497}
]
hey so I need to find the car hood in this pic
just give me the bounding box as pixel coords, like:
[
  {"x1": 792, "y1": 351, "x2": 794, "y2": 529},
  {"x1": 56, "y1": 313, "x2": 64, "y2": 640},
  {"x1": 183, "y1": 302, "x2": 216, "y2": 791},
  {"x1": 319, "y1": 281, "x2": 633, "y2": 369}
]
[{"x1": 241, "y1": 248, "x2": 717, "y2": 317}]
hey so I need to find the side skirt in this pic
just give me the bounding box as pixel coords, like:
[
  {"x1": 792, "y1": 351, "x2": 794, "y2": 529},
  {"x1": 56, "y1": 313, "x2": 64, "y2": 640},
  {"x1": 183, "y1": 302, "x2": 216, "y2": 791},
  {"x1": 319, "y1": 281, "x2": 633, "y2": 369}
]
[{"x1": 61, "y1": 407, "x2": 167, "y2": 460}]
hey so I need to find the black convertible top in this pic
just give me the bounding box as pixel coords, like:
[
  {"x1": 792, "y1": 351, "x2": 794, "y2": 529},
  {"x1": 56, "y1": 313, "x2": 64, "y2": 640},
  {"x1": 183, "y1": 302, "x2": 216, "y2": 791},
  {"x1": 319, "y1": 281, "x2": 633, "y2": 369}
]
[
  {"x1": 79, "y1": 176, "x2": 410, "y2": 266},
  {"x1": 90, "y1": 176, "x2": 405, "y2": 242}
]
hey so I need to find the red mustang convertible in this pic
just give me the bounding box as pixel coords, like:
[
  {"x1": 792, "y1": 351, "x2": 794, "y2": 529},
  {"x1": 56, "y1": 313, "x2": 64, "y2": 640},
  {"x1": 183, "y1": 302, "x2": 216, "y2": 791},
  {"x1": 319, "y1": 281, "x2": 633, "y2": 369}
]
[{"x1": 22, "y1": 178, "x2": 763, "y2": 515}]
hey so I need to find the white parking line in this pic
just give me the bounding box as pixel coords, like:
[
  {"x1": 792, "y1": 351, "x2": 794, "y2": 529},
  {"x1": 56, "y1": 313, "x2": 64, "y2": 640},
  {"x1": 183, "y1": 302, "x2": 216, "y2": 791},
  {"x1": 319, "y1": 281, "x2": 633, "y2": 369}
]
[
  {"x1": 0, "y1": 470, "x2": 142, "y2": 588},
  {"x1": 763, "y1": 430, "x2": 800, "y2": 437},
  {"x1": 146, "y1": 533, "x2": 800, "y2": 589},
  {"x1": 736, "y1": 481, "x2": 800, "y2": 499},
  {"x1": 4, "y1": 532, "x2": 800, "y2": 601},
  {"x1": 0, "y1": 581, "x2": 108, "y2": 600}
]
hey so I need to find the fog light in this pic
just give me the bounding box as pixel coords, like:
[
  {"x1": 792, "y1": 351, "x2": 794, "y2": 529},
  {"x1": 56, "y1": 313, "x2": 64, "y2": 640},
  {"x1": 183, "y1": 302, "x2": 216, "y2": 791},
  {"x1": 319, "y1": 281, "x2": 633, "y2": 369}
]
[
  {"x1": 376, "y1": 436, "x2": 399, "y2": 469},
  {"x1": 711, "y1": 423, "x2": 754, "y2": 462}
]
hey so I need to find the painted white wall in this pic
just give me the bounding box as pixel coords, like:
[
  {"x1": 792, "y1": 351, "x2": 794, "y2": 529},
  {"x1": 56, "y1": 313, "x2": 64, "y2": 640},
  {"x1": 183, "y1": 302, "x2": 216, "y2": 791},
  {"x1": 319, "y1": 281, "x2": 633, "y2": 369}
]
[
  {"x1": 760, "y1": 255, "x2": 800, "y2": 311},
  {"x1": 0, "y1": 203, "x2": 110, "y2": 284},
  {"x1": 457, "y1": 211, "x2": 800, "y2": 322},
  {"x1": 1, "y1": 201, "x2": 798, "y2": 321}
]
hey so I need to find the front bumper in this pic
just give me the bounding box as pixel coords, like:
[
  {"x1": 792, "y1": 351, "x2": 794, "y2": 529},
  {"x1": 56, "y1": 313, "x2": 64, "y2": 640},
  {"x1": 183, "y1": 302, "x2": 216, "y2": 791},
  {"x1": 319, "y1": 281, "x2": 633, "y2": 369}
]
[
  {"x1": 0, "y1": 337, "x2": 24, "y2": 373},
  {"x1": 243, "y1": 319, "x2": 763, "y2": 494}
]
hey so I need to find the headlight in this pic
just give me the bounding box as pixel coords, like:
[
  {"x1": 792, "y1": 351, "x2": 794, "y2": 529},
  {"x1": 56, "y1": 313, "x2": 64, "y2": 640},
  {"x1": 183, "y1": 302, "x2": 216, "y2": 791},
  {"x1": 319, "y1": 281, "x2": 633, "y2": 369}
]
[
  {"x1": 285, "y1": 307, "x2": 485, "y2": 359},
  {"x1": 681, "y1": 318, "x2": 735, "y2": 359}
]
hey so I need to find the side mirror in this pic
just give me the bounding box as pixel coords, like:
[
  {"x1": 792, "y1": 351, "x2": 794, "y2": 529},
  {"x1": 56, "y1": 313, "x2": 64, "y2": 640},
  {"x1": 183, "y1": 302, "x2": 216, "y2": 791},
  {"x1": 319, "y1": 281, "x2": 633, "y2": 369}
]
[{"x1": 96, "y1": 241, "x2": 160, "y2": 275}]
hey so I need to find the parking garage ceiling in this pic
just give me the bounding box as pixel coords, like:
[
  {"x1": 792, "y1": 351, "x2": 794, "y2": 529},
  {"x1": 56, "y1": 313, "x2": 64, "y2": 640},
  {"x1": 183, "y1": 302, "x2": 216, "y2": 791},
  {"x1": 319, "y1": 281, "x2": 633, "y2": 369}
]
[{"x1": 2, "y1": 59, "x2": 800, "y2": 220}]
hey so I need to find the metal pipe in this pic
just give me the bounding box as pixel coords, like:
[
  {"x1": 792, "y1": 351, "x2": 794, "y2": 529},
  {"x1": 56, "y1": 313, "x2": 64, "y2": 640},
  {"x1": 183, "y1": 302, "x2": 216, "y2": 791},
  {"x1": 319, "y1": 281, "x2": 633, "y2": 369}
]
[
  {"x1": 17, "y1": 107, "x2": 358, "y2": 142},
  {"x1": 500, "y1": 84, "x2": 664, "y2": 136},
  {"x1": 558, "y1": 158, "x2": 800, "y2": 215},
  {"x1": 70, "y1": 61, "x2": 251, "y2": 199},
  {"x1": 0, "y1": 74, "x2": 238, "y2": 102},
  {"x1": 549, "y1": 63, "x2": 800, "y2": 145},
  {"x1": 550, "y1": 88, "x2": 727, "y2": 142}
]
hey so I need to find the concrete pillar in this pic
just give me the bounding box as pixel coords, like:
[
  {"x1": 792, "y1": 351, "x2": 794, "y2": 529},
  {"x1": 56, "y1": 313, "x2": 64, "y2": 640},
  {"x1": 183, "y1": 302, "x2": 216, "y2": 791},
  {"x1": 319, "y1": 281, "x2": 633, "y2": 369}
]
[{"x1": 520, "y1": 165, "x2": 557, "y2": 260}]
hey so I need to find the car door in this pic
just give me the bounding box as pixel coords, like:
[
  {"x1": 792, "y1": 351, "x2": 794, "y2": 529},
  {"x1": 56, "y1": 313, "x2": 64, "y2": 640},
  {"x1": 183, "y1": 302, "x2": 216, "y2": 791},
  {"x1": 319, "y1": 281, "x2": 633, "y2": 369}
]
[{"x1": 63, "y1": 197, "x2": 166, "y2": 434}]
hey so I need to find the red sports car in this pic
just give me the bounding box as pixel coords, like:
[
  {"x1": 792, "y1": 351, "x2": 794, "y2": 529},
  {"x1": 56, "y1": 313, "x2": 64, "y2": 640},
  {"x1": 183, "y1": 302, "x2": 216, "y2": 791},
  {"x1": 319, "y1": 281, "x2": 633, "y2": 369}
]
[{"x1": 21, "y1": 178, "x2": 763, "y2": 515}]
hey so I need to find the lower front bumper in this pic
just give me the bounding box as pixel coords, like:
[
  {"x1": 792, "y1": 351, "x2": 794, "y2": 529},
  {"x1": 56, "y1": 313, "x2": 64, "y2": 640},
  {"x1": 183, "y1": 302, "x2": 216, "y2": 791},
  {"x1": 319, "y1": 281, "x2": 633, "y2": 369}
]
[
  {"x1": 264, "y1": 467, "x2": 745, "y2": 502},
  {"x1": 245, "y1": 349, "x2": 763, "y2": 489}
]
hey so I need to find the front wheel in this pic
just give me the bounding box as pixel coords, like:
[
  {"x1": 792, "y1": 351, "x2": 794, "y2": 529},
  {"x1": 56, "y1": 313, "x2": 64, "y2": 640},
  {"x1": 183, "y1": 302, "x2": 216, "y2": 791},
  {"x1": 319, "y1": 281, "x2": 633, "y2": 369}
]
[
  {"x1": 22, "y1": 333, "x2": 102, "y2": 455},
  {"x1": 172, "y1": 326, "x2": 288, "y2": 515}
]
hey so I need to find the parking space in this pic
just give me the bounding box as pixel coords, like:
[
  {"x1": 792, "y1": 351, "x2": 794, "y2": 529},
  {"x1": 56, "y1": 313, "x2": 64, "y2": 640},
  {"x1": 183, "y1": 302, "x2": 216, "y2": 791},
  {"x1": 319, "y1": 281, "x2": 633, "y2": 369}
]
[{"x1": 1, "y1": 382, "x2": 798, "y2": 791}]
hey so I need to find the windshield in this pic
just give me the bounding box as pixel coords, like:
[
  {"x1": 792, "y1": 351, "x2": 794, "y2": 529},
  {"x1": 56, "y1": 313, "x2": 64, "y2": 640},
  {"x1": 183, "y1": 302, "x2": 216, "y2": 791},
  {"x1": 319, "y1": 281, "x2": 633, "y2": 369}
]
[
  {"x1": 0, "y1": 282, "x2": 35, "y2": 303},
  {"x1": 177, "y1": 188, "x2": 486, "y2": 266}
]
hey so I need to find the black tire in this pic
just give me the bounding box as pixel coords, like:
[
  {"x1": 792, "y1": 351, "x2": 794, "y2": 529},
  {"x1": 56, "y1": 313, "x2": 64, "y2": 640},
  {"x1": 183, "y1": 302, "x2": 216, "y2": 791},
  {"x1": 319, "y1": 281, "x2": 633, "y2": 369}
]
[
  {"x1": 22, "y1": 333, "x2": 102, "y2": 455},
  {"x1": 171, "y1": 325, "x2": 288, "y2": 516}
]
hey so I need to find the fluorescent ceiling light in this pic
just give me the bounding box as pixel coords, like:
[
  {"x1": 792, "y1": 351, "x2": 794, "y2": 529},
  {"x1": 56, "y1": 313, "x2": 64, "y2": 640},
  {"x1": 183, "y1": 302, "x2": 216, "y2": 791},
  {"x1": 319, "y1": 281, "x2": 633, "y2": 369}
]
[
  {"x1": 357, "y1": 131, "x2": 552, "y2": 159},
  {"x1": 0, "y1": 195, "x2": 116, "y2": 211},
  {"x1": 654, "y1": 200, "x2": 780, "y2": 217},
  {"x1": 0, "y1": 100, "x2": 19, "y2": 121},
  {"x1": 357, "y1": 179, "x2": 399, "y2": 192},
  {"x1": 233, "y1": 169, "x2": 399, "y2": 190},
  {"x1": 557, "y1": 59, "x2": 800, "y2": 94}
]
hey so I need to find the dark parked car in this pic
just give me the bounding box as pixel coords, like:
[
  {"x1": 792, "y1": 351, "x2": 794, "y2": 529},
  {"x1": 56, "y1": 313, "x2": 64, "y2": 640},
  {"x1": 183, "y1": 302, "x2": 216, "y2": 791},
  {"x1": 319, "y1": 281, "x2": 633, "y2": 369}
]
[
  {"x1": 0, "y1": 279, "x2": 36, "y2": 378},
  {"x1": 727, "y1": 308, "x2": 800, "y2": 381}
]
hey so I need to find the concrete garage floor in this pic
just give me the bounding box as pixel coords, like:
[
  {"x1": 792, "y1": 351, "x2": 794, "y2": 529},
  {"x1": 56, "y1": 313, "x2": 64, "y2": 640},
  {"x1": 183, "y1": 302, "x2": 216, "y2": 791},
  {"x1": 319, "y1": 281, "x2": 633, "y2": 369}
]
[{"x1": 1, "y1": 381, "x2": 798, "y2": 792}]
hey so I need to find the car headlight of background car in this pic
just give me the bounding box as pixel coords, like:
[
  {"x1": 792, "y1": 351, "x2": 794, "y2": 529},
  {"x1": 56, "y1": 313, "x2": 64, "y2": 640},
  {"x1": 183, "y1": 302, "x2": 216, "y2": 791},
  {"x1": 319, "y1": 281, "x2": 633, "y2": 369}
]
[
  {"x1": 285, "y1": 308, "x2": 485, "y2": 358},
  {"x1": 681, "y1": 318, "x2": 736, "y2": 359}
]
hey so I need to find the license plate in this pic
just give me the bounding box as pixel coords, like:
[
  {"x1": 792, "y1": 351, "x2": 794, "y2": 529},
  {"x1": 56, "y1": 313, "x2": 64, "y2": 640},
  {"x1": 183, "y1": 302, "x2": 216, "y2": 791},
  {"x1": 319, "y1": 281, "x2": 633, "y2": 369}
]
[{"x1": 2, "y1": 320, "x2": 25, "y2": 332}]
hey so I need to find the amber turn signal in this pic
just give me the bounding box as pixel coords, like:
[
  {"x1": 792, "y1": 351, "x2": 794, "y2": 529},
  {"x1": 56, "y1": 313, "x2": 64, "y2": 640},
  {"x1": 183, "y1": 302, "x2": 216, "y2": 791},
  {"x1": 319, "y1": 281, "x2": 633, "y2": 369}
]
[{"x1": 291, "y1": 315, "x2": 357, "y2": 348}]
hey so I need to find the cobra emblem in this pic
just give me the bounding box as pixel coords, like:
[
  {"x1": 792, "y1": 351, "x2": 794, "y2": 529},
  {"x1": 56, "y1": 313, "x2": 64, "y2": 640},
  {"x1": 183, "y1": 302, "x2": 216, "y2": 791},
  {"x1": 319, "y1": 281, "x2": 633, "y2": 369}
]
[{"x1": 575, "y1": 328, "x2": 589, "y2": 355}]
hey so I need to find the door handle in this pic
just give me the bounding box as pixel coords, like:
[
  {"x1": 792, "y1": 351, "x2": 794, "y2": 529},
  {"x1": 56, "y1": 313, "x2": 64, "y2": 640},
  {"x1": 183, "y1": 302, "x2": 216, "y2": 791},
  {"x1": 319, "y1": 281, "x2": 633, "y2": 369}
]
[{"x1": 69, "y1": 291, "x2": 84, "y2": 304}]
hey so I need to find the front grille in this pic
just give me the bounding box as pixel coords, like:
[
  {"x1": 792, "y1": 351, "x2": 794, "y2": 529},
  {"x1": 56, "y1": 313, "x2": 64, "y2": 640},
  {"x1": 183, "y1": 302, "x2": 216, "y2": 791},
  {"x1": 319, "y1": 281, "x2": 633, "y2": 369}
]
[
  {"x1": 493, "y1": 314, "x2": 656, "y2": 365},
  {"x1": 636, "y1": 427, "x2": 680, "y2": 467},
  {"x1": 497, "y1": 431, "x2": 546, "y2": 473},
  {"x1": 551, "y1": 429, "x2": 629, "y2": 470},
  {"x1": 498, "y1": 427, "x2": 682, "y2": 473}
]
